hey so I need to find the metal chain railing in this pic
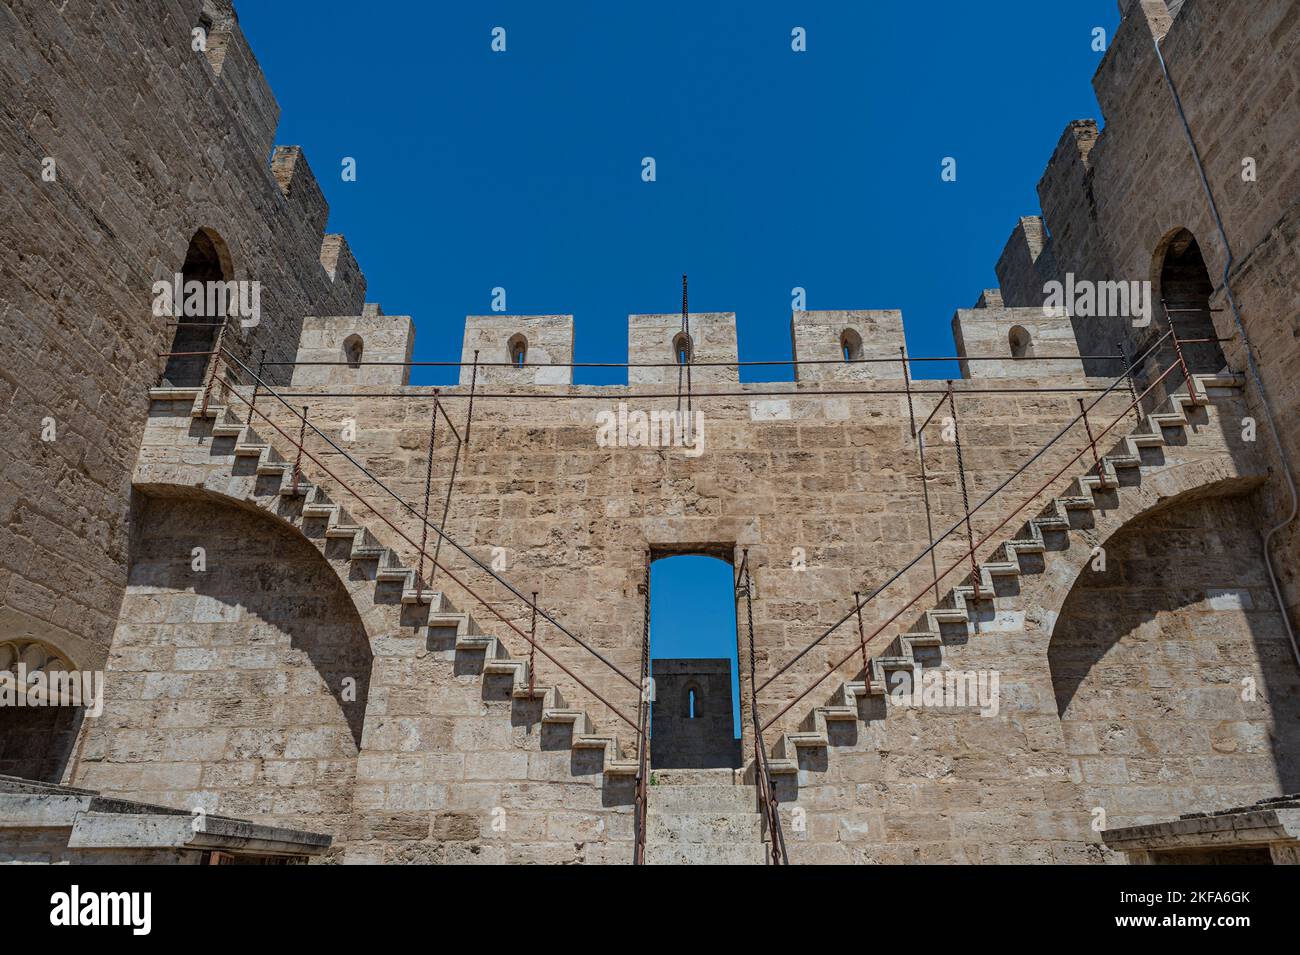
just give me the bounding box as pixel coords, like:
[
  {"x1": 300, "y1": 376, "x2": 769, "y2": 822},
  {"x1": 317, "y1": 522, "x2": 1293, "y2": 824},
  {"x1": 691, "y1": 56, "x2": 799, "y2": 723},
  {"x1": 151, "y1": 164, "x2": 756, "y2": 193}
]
[{"x1": 633, "y1": 553, "x2": 652, "y2": 865}]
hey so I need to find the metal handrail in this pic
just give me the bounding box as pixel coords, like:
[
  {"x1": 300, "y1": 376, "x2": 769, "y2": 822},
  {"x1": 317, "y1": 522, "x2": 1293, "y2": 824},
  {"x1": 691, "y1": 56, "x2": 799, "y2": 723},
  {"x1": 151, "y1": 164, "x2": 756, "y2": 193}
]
[
  {"x1": 739, "y1": 550, "x2": 786, "y2": 864},
  {"x1": 760, "y1": 350, "x2": 1191, "y2": 733},
  {"x1": 206, "y1": 346, "x2": 641, "y2": 730},
  {"x1": 633, "y1": 553, "x2": 652, "y2": 865},
  {"x1": 217, "y1": 344, "x2": 640, "y2": 692},
  {"x1": 754, "y1": 328, "x2": 1175, "y2": 698}
]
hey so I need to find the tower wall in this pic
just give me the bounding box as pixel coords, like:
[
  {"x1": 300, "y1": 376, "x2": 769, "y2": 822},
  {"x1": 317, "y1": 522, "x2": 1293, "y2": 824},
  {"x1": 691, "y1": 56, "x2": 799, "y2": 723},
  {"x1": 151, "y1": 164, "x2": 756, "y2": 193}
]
[{"x1": 0, "y1": 0, "x2": 368, "y2": 668}]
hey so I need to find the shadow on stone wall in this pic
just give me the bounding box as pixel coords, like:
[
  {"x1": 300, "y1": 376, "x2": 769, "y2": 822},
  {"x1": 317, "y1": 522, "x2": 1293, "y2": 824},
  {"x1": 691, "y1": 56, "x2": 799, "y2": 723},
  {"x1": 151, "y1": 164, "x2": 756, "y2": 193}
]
[{"x1": 1049, "y1": 489, "x2": 1300, "y2": 826}]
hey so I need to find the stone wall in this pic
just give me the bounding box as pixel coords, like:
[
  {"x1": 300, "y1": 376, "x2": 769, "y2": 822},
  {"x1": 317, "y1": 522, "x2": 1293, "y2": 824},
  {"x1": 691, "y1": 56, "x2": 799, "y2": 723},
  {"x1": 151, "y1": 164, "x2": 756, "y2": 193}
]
[
  {"x1": 72, "y1": 492, "x2": 372, "y2": 858},
  {"x1": 0, "y1": 0, "x2": 366, "y2": 684},
  {"x1": 1050, "y1": 493, "x2": 1300, "y2": 829},
  {"x1": 245, "y1": 367, "x2": 1140, "y2": 758},
  {"x1": 770, "y1": 393, "x2": 1283, "y2": 864},
  {"x1": 651, "y1": 659, "x2": 741, "y2": 769},
  {"x1": 994, "y1": 0, "x2": 1300, "y2": 628}
]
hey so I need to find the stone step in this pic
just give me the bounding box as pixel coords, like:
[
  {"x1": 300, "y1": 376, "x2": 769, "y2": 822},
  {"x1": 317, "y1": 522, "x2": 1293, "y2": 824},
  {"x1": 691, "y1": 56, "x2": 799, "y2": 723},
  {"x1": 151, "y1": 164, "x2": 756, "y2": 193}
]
[
  {"x1": 647, "y1": 811, "x2": 763, "y2": 842},
  {"x1": 650, "y1": 784, "x2": 755, "y2": 812},
  {"x1": 651, "y1": 768, "x2": 741, "y2": 786},
  {"x1": 644, "y1": 842, "x2": 769, "y2": 866}
]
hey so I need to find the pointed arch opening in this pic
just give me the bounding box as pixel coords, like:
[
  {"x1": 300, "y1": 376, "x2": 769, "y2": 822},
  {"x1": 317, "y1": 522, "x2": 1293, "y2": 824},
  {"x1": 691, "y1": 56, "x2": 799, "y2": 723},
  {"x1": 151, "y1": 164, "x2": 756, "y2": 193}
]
[
  {"x1": 1152, "y1": 227, "x2": 1226, "y2": 377},
  {"x1": 161, "y1": 228, "x2": 235, "y2": 388}
]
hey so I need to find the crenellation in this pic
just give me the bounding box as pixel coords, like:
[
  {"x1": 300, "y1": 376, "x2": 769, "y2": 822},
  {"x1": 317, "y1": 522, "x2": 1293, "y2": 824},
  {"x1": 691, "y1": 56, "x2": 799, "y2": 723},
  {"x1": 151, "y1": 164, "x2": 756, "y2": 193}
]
[
  {"x1": 952, "y1": 307, "x2": 1085, "y2": 380},
  {"x1": 271, "y1": 146, "x2": 330, "y2": 239},
  {"x1": 628, "y1": 313, "x2": 739, "y2": 386},
  {"x1": 791, "y1": 310, "x2": 906, "y2": 381},
  {"x1": 292, "y1": 311, "x2": 415, "y2": 389},
  {"x1": 198, "y1": 0, "x2": 280, "y2": 159},
  {"x1": 459, "y1": 314, "x2": 575, "y2": 387}
]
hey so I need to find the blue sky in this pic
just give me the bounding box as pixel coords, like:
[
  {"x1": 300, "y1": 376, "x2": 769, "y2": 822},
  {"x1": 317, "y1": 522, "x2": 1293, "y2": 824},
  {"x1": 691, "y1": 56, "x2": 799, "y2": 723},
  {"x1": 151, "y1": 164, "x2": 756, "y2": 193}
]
[
  {"x1": 238, "y1": 2, "x2": 1119, "y2": 736},
  {"x1": 241, "y1": 1, "x2": 1118, "y2": 387}
]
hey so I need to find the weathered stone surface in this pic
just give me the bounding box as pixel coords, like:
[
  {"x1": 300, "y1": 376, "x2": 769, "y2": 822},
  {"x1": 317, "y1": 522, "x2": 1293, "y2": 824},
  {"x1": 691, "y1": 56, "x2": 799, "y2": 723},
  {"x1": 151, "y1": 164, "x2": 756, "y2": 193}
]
[{"x1": 1, "y1": 0, "x2": 1299, "y2": 866}]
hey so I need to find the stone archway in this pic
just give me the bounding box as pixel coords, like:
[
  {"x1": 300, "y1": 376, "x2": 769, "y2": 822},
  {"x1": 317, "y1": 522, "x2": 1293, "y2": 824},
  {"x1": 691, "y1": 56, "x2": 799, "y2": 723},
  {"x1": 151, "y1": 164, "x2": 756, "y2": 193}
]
[
  {"x1": 161, "y1": 227, "x2": 236, "y2": 388},
  {"x1": 1152, "y1": 227, "x2": 1227, "y2": 376},
  {"x1": 72, "y1": 487, "x2": 374, "y2": 851},
  {"x1": 0, "y1": 638, "x2": 84, "y2": 783},
  {"x1": 1047, "y1": 486, "x2": 1300, "y2": 830}
]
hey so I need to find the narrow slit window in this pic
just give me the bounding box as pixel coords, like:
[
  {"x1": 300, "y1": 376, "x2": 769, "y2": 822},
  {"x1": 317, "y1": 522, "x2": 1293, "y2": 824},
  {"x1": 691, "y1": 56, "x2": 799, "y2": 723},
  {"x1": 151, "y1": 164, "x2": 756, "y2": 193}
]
[{"x1": 507, "y1": 334, "x2": 528, "y2": 367}]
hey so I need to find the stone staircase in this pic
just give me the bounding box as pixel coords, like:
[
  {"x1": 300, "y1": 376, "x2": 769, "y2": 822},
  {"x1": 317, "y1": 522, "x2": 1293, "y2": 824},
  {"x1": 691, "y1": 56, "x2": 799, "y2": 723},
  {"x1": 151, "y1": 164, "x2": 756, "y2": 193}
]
[
  {"x1": 757, "y1": 372, "x2": 1247, "y2": 776},
  {"x1": 146, "y1": 386, "x2": 638, "y2": 782},
  {"x1": 644, "y1": 769, "x2": 770, "y2": 865}
]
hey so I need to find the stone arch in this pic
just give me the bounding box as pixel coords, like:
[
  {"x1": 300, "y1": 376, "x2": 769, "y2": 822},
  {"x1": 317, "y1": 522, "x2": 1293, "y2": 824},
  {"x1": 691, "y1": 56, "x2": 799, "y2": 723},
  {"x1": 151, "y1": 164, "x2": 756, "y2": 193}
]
[
  {"x1": 342, "y1": 333, "x2": 364, "y2": 369},
  {"x1": 682, "y1": 680, "x2": 704, "y2": 719},
  {"x1": 1046, "y1": 479, "x2": 1300, "y2": 826},
  {"x1": 1008, "y1": 324, "x2": 1033, "y2": 359},
  {"x1": 1150, "y1": 226, "x2": 1225, "y2": 375},
  {"x1": 0, "y1": 637, "x2": 86, "y2": 783},
  {"x1": 74, "y1": 484, "x2": 376, "y2": 847},
  {"x1": 672, "y1": 332, "x2": 693, "y2": 365},
  {"x1": 161, "y1": 227, "x2": 237, "y2": 387},
  {"x1": 507, "y1": 333, "x2": 528, "y2": 367},
  {"x1": 840, "y1": 328, "x2": 863, "y2": 362}
]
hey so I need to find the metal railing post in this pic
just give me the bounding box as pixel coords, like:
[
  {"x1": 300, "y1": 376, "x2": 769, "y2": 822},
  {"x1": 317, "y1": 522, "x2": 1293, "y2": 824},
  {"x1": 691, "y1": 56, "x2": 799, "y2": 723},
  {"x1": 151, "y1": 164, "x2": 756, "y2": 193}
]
[
  {"x1": 291, "y1": 405, "x2": 308, "y2": 495},
  {"x1": 1078, "y1": 397, "x2": 1100, "y2": 473},
  {"x1": 946, "y1": 382, "x2": 981, "y2": 605},
  {"x1": 415, "y1": 392, "x2": 439, "y2": 602},
  {"x1": 634, "y1": 554, "x2": 652, "y2": 865}
]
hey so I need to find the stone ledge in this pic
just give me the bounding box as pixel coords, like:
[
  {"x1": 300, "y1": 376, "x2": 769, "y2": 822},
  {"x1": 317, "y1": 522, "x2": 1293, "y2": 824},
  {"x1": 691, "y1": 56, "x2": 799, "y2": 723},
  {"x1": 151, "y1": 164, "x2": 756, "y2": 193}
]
[
  {"x1": 0, "y1": 774, "x2": 330, "y2": 860},
  {"x1": 1103, "y1": 794, "x2": 1300, "y2": 853}
]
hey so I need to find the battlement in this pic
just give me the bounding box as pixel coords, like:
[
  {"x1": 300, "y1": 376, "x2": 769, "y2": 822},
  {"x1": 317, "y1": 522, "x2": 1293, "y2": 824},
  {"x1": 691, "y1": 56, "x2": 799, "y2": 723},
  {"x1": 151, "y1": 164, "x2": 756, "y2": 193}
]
[
  {"x1": 460, "y1": 315, "x2": 575, "y2": 387},
  {"x1": 292, "y1": 304, "x2": 414, "y2": 388},
  {"x1": 630, "y1": 313, "x2": 738, "y2": 386},
  {"x1": 197, "y1": 0, "x2": 280, "y2": 159},
  {"x1": 430, "y1": 304, "x2": 1091, "y2": 386},
  {"x1": 952, "y1": 306, "x2": 1084, "y2": 379},
  {"x1": 791, "y1": 310, "x2": 906, "y2": 381}
]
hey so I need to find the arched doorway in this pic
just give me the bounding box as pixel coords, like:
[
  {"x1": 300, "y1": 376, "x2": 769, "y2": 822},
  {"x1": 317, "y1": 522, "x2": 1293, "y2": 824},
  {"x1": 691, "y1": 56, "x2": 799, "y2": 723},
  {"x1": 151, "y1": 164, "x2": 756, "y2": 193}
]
[
  {"x1": 0, "y1": 638, "x2": 85, "y2": 783},
  {"x1": 647, "y1": 552, "x2": 742, "y2": 769},
  {"x1": 160, "y1": 228, "x2": 233, "y2": 387},
  {"x1": 1154, "y1": 228, "x2": 1226, "y2": 377}
]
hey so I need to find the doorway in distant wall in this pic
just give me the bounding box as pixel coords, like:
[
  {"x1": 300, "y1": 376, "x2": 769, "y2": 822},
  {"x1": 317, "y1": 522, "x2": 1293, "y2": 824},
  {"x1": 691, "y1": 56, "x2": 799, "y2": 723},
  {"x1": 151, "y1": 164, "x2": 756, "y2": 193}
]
[
  {"x1": 647, "y1": 551, "x2": 742, "y2": 770},
  {"x1": 161, "y1": 228, "x2": 233, "y2": 387},
  {"x1": 1154, "y1": 228, "x2": 1226, "y2": 377}
]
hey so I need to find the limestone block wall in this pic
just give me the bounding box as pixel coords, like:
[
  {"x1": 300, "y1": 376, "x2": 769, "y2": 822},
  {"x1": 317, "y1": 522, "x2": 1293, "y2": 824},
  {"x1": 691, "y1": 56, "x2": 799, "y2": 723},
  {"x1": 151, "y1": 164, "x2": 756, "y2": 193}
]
[
  {"x1": 80, "y1": 398, "x2": 636, "y2": 864},
  {"x1": 773, "y1": 394, "x2": 1291, "y2": 864},
  {"x1": 0, "y1": 0, "x2": 367, "y2": 682},
  {"x1": 247, "y1": 374, "x2": 1139, "y2": 760},
  {"x1": 71, "y1": 492, "x2": 373, "y2": 860},
  {"x1": 952, "y1": 306, "x2": 1086, "y2": 380},
  {"x1": 792, "y1": 310, "x2": 907, "y2": 382},
  {"x1": 458, "y1": 315, "x2": 574, "y2": 387},
  {"x1": 629, "y1": 313, "x2": 739, "y2": 387},
  {"x1": 1050, "y1": 494, "x2": 1300, "y2": 830},
  {"x1": 90, "y1": 326, "x2": 1293, "y2": 863},
  {"x1": 349, "y1": 631, "x2": 634, "y2": 864},
  {"x1": 292, "y1": 307, "x2": 415, "y2": 389},
  {"x1": 992, "y1": 0, "x2": 1300, "y2": 627}
]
